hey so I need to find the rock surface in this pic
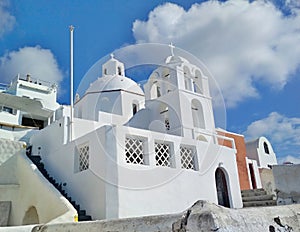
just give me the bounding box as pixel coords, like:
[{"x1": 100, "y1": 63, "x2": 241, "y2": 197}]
[{"x1": 32, "y1": 200, "x2": 300, "y2": 232}]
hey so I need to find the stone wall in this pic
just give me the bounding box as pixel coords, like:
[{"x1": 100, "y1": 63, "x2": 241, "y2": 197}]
[{"x1": 260, "y1": 168, "x2": 276, "y2": 196}]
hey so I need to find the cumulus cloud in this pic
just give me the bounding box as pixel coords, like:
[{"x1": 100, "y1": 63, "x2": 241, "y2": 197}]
[
  {"x1": 132, "y1": 0, "x2": 300, "y2": 107},
  {"x1": 0, "y1": 0, "x2": 15, "y2": 38},
  {"x1": 285, "y1": 0, "x2": 300, "y2": 9},
  {"x1": 244, "y1": 112, "x2": 300, "y2": 158},
  {"x1": 278, "y1": 155, "x2": 300, "y2": 164},
  {"x1": 0, "y1": 46, "x2": 64, "y2": 87}
]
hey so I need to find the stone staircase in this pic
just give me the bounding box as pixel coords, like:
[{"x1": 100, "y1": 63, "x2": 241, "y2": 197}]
[
  {"x1": 26, "y1": 150, "x2": 92, "y2": 221},
  {"x1": 242, "y1": 188, "x2": 276, "y2": 208}
]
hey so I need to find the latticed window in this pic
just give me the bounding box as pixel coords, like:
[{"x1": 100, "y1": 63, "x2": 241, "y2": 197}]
[
  {"x1": 155, "y1": 142, "x2": 171, "y2": 167},
  {"x1": 79, "y1": 144, "x2": 89, "y2": 171},
  {"x1": 180, "y1": 146, "x2": 196, "y2": 170},
  {"x1": 125, "y1": 137, "x2": 144, "y2": 164}
]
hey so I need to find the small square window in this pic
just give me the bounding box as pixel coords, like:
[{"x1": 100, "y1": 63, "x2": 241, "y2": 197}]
[
  {"x1": 78, "y1": 144, "x2": 89, "y2": 172},
  {"x1": 125, "y1": 137, "x2": 144, "y2": 165},
  {"x1": 180, "y1": 146, "x2": 197, "y2": 170},
  {"x1": 155, "y1": 142, "x2": 171, "y2": 167}
]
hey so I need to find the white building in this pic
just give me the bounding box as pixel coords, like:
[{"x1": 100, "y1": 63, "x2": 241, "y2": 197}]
[
  {"x1": 246, "y1": 137, "x2": 277, "y2": 169},
  {"x1": 28, "y1": 52, "x2": 243, "y2": 220},
  {"x1": 0, "y1": 75, "x2": 76, "y2": 226},
  {"x1": 0, "y1": 74, "x2": 59, "y2": 142},
  {"x1": 245, "y1": 137, "x2": 278, "y2": 192}
]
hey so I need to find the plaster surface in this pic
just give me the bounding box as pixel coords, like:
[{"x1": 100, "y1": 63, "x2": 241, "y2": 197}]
[{"x1": 273, "y1": 164, "x2": 300, "y2": 205}]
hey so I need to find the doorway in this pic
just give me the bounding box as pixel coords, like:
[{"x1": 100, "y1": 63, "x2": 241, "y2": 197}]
[
  {"x1": 215, "y1": 168, "x2": 230, "y2": 207},
  {"x1": 248, "y1": 163, "x2": 257, "y2": 189}
]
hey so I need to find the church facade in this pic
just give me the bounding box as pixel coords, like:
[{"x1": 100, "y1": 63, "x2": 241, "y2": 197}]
[{"x1": 29, "y1": 52, "x2": 243, "y2": 220}]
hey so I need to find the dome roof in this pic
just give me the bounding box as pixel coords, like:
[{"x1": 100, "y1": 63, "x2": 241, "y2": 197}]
[
  {"x1": 85, "y1": 75, "x2": 144, "y2": 95},
  {"x1": 165, "y1": 55, "x2": 190, "y2": 65}
]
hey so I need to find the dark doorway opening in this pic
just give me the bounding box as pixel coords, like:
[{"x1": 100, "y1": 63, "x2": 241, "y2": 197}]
[
  {"x1": 215, "y1": 168, "x2": 230, "y2": 207},
  {"x1": 249, "y1": 163, "x2": 257, "y2": 189}
]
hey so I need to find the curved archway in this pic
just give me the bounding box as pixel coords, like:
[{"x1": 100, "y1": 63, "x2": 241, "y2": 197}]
[
  {"x1": 184, "y1": 66, "x2": 192, "y2": 91},
  {"x1": 194, "y1": 70, "x2": 203, "y2": 94},
  {"x1": 215, "y1": 168, "x2": 230, "y2": 208},
  {"x1": 191, "y1": 99, "x2": 205, "y2": 129},
  {"x1": 22, "y1": 206, "x2": 39, "y2": 225}
]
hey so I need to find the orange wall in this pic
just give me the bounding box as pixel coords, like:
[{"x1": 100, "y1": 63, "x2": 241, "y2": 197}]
[{"x1": 217, "y1": 131, "x2": 250, "y2": 190}]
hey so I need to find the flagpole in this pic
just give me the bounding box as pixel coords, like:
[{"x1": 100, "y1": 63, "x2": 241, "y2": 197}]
[{"x1": 70, "y1": 25, "x2": 74, "y2": 141}]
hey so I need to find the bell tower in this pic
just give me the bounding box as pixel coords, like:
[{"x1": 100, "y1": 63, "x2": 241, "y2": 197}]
[{"x1": 144, "y1": 45, "x2": 216, "y2": 140}]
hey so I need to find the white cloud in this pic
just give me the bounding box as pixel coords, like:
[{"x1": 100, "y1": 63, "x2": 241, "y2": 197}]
[
  {"x1": 278, "y1": 155, "x2": 300, "y2": 164},
  {"x1": 132, "y1": 0, "x2": 300, "y2": 107},
  {"x1": 244, "y1": 112, "x2": 300, "y2": 158},
  {"x1": 0, "y1": 0, "x2": 15, "y2": 38},
  {"x1": 285, "y1": 0, "x2": 300, "y2": 9},
  {"x1": 0, "y1": 46, "x2": 64, "y2": 87},
  {"x1": 244, "y1": 112, "x2": 300, "y2": 143}
]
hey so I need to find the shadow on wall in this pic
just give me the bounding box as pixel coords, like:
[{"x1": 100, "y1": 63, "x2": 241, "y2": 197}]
[{"x1": 22, "y1": 206, "x2": 39, "y2": 225}]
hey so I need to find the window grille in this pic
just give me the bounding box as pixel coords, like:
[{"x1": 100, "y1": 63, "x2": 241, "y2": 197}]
[
  {"x1": 155, "y1": 142, "x2": 171, "y2": 167},
  {"x1": 79, "y1": 144, "x2": 89, "y2": 171},
  {"x1": 180, "y1": 146, "x2": 196, "y2": 170},
  {"x1": 125, "y1": 137, "x2": 144, "y2": 164}
]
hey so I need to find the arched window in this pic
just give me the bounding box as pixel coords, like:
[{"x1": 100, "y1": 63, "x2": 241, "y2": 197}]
[
  {"x1": 118, "y1": 66, "x2": 122, "y2": 75},
  {"x1": 104, "y1": 68, "x2": 107, "y2": 75},
  {"x1": 157, "y1": 86, "x2": 161, "y2": 97},
  {"x1": 263, "y1": 142, "x2": 270, "y2": 154},
  {"x1": 191, "y1": 99, "x2": 205, "y2": 129},
  {"x1": 160, "y1": 103, "x2": 170, "y2": 131},
  {"x1": 132, "y1": 103, "x2": 138, "y2": 115},
  {"x1": 194, "y1": 70, "x2": 203, "y2": 94},
  {"x1": 184, "y1": 66, "x2": 192, "y2": 91}
]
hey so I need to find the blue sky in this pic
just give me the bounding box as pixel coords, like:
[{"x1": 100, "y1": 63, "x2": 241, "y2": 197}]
[{"x1": 0, "y1": 0, "x2": 299, "y2": 163}]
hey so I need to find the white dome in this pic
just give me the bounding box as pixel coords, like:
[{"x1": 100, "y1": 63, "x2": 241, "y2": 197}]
[
  {"x1": 86, "y1": 75, "x2": 144, "y2": 95},
  {"x1": 165, "y1": 55, "x2": 190, "y2": 65}
]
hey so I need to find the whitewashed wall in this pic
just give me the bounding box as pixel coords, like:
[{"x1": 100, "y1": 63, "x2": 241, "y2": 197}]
[{"x1": 0, "y1": 139, "x2": 76, "y2": 226}]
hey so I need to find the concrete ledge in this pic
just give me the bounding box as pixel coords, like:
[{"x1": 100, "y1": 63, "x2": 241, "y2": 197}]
[{"x1": 32, "y1": 200, "x2": 300, "y2": 232}]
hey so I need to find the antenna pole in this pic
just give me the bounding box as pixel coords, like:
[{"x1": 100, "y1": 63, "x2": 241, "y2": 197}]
[{"x1": 70, "y1": 25, "x2": 74, "y2": 141}]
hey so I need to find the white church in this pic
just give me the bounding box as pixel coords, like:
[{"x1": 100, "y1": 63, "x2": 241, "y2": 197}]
[
  {"x1": 0, "y1": 47, "x2": 254, "y2": 225},
  {"x1": 29, "y1": 50, "x2": 243, "y2": 219}
]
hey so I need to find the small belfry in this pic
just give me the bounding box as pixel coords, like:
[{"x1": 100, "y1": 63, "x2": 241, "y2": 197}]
[
  {"x1": 102, "y1": 53, "x2": 125, "y2": 76},
  {"x1": 74, "y1": 54, "x2": 144, "y2": 122}
]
